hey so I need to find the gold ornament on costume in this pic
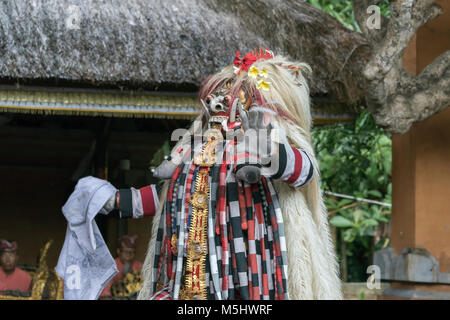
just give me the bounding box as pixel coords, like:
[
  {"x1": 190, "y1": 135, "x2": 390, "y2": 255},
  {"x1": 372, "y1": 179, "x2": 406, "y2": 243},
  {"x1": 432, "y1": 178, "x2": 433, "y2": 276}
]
[
  {"x1": 181, "y1": 167, "x2": 210, "y2": 300},
  {"x1": 171, "y1": 233, "x2": 178, "y2": 256},
  {"x1": 194, "y1": 131, "x2": 220, "y2": 167},
  {"x1": 190, "y1": 190, "x2": 208, "y2": 209},
  {"x1": 180, "y1": 132, "x2": 219, "y2": 300}
]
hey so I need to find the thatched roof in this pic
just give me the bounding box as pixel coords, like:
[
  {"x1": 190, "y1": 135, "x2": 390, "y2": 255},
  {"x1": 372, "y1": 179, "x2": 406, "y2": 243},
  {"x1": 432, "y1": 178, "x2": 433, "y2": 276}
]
[{"x1": 0, "y1": 0, "x2": 370, "y2": 117}]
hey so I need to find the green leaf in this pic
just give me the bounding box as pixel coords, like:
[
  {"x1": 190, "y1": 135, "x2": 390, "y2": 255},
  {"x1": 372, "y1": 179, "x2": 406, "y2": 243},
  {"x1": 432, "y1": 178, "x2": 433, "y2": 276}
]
[
  {"x1": 343, "y1": 228, "x2": 356, "y2": 242},
  {"x1": 353, "y1": 209, "x2": 365, "y2": 223},
  {"x1": 367, "y1": 190, "x2": 382, "y2": 198},
  {"x1": 337, "y1": 198, "x2": 354, "y2": 207},
  {"x1": 363, "y1": 219, "x2": 379, "y2": 227},
  {"x1": 330, "y1": 216, "x2": 354, "y2": 228}
]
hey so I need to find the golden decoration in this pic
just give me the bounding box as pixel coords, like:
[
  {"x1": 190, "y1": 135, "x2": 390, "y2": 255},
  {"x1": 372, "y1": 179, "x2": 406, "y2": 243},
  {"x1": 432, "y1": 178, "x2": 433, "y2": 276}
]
[
  {"x1": 182, "y1": 150, "x2": 211, "y2": 300},
  {"x1": 190, "y1": 191, "x2": 208, "y2": 209},
  {"x1": 193, "y1": 132, "x2": 219, "y2": 167},
  {"x1": 171, "y1": 233, "x2": 178, "y2": 256},
  {"x1": 110, "y1": 271, "x2": 142, "y2": 299}
]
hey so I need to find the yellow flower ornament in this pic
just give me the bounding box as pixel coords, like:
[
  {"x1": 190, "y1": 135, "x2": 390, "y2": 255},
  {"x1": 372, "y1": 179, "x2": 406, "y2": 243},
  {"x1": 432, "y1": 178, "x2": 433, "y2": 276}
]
[
  {"x1": 248, "y1": 66, "x2": 270, "y2": 90},
  {"x1": 249, "y1": 65, "x2": 259, "y2": 78},
  {"x1": 259, "y1": 68, "x2": 268, "y2": 78},
  {"x1": 257, "y1": 79, "x2": 271, "y2": 91}
]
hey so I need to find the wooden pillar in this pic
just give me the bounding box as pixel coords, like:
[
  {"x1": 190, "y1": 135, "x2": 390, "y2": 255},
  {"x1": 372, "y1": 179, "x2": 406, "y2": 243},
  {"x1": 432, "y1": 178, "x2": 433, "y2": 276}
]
[{"x1": 379, "y1": 0, "x2": 450, "y2": 299}]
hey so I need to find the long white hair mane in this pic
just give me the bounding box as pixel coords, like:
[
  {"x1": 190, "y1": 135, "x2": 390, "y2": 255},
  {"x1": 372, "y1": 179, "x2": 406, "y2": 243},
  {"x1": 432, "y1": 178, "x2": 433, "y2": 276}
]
[{"x1": 138, "y1": 54, "x2": 342, "y2": 300}]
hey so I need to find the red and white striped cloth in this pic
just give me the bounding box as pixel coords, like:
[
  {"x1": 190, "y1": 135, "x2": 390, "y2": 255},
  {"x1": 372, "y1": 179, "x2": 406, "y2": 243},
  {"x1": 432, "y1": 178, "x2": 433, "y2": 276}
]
[
  {"x1": 118, "y1": 185, "x2": 159, "y2": 219},
  {"x1": 271, "y1": 143, "x2": 315, "y2": 188}
]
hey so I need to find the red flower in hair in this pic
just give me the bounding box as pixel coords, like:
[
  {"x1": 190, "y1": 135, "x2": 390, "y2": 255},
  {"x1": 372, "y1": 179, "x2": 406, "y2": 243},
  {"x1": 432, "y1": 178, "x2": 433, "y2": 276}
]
[
  {"x1": 233, "y1": 51, "x2": 257, "y2": 74},
  {"x1": 233, "y1": 51, "x2": 242, "y2": 67},
  {"x1": 241, "y1": 53, "x2": 257, "y2": 71},
  {"x1": 233, "y1": 48, "x2": 274, "y2": 75}
]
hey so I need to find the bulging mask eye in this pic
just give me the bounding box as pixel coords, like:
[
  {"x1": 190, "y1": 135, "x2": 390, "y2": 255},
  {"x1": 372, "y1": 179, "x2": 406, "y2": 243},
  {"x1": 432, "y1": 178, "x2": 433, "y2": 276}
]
[
  {"x1": 223, "y1": 95, "x2": 232, "y2": 107},
  {"x1": 205, "y1": 95, "x2": 213, "y2": 105}
]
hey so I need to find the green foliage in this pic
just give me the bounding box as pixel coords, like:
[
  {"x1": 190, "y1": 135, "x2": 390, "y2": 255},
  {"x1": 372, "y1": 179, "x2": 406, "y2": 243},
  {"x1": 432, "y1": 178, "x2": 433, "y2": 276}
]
[
  {"x1": 306, "y1": 0, "x2": 360, "y2": 31},
  {"x1": 304, "y1": 0, "x2": 391, "y2": 32},
  {"x1": 313, "y1": 111, "x2": 391, "y2": 199},
  {"x1": 312, "y1": 111, "x2": 392, "y2": 281}
]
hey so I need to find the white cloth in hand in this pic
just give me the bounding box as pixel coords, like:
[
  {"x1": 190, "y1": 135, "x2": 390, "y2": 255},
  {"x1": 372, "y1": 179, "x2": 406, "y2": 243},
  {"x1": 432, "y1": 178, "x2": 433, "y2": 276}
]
[{"x1": 55, "y1": 176, "x2": 118, "y2": 300}]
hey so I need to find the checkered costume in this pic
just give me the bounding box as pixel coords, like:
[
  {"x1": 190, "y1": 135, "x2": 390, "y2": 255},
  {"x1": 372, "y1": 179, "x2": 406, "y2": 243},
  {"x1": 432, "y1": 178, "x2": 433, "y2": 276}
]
[{"x1": 118, "y1": 140, "x2": 314, "y2": 300}]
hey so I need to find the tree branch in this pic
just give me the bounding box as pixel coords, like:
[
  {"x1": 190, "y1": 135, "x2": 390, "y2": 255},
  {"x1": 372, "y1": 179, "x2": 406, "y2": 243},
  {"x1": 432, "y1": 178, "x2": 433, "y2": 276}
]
[
  {"x1": 354, "y1": 0, "x2": 448, "y2": 133},
  {"x1": 365, "y1": 0, "x2": 443, "y2": 81},
  {"x1": 372, "y1": 51, "x2": 450, "y2": 132}
]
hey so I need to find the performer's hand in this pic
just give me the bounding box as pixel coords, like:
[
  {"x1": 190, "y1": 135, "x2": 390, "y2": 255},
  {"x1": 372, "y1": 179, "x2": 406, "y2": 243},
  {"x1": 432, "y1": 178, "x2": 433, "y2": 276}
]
[
  {"x1": 152, "y1": 149, "x2": 183, "y2": 179},
  {"x1": 102, "y1": 193, "x2": 117, "y2": 213},
  {"x1": 235, "y1": 105, "x2": 275, "y2": 184},
  {"x1": 152, "y1": 158, "x2": 178, "y2": 179}
]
